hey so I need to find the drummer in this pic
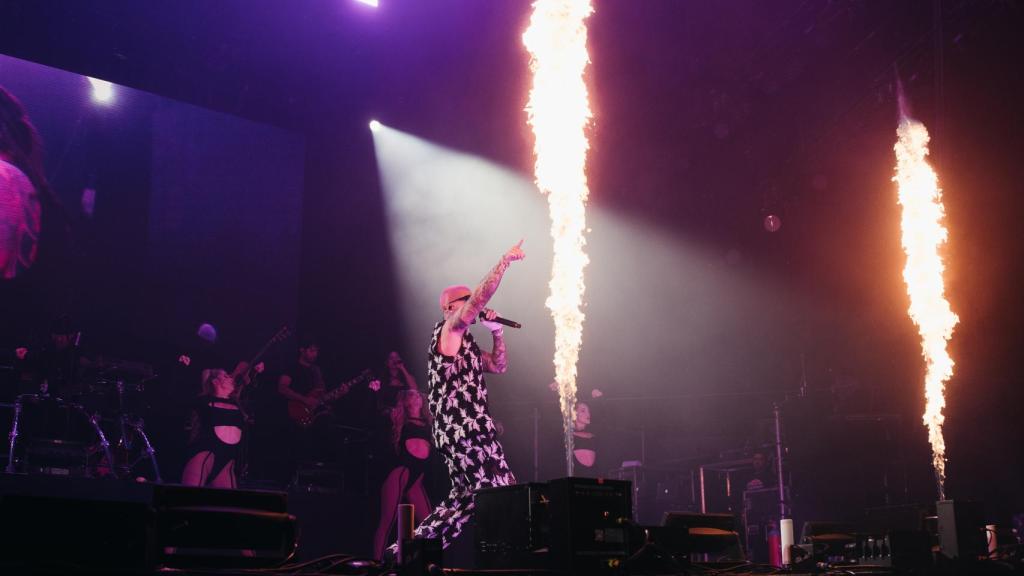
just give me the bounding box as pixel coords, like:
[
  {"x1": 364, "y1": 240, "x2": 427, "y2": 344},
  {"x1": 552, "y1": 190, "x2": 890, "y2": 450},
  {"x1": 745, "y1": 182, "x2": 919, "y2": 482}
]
[{"x1": 14, "y1": 315, "x2": 84, "y2": 398}]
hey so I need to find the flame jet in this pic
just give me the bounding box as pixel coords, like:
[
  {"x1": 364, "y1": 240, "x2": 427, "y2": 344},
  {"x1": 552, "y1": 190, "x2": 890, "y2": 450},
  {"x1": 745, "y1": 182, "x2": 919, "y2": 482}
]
[
  {"x1": 523, "y1": 0, "x2": 594, "y2": 476},
  {"x1": 893, "y1": 81, "x2": 959, "y2": 500}
]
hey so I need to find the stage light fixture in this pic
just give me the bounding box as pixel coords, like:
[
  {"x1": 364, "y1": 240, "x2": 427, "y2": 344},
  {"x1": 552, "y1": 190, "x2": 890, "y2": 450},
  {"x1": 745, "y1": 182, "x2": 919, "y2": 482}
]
[
  {"x1": 369, "y1": 120, "x2": 382, "y2": 132},
  {"x1": 87, "y1": 77, "x2": 114, "y2": 104},
  {"x1": 355, "y1": 0, "x2": 379, "y2": 7}
]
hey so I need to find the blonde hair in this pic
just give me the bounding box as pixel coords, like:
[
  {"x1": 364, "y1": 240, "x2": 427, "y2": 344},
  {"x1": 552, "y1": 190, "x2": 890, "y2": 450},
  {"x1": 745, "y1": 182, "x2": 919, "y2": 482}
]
[
  {"x1": 200, "y1": 368, "x2": 229, "y2": 397},
  {"x1": 390, "y1": 389, "x2": 429, "y2": 450}
]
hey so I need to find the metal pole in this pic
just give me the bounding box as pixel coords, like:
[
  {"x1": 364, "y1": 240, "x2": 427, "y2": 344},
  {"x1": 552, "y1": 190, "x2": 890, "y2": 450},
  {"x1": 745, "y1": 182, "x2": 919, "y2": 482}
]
[
  {"x1": 79, "y1": 404, "x2": 117, "y2": 480},
  {"x1": 699, "y1": 465, "x2": 707, "y2": 514},
  {"x1": 6, "y1": 396, "x2": 24, "y2": 473},
  {"x1": 773, "y1": 403, "x2": 786, "y2": 519},
  {"x1": 129, "y1": 418, "x2": 162, "y2": 483},
  {"x1": 565, "y1": 418, "x2": 574, "y2": 478}
]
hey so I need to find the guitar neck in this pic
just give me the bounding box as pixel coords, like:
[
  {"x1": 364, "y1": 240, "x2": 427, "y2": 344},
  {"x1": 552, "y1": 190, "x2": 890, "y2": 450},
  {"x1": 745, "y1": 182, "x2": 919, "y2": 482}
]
[
  {"x1": 248, "y1": 328, "x2": 289, "y2": 367},
  {"x1": 238, "y1": 327, "x2": 290, "y2": 382},
  {"x1": 322, "y1": 371, "x2": 371, "y2": 403}
]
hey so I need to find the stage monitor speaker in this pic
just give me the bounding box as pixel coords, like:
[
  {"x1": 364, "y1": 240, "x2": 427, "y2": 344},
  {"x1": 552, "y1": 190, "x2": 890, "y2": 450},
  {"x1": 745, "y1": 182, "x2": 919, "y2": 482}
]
[
  {"x1": 474, "y1": 482, "x2": 549, "y2": 569},
  {"x1": 663, "y1": 511, "x2": 736, "y2": 533},
  {"x1": 154, "y1": 484, "x2": 297, "y2": 568},
  {"x1": 548, "y1": 477, "x2": 633, "y2": 574},
  {"x1": 799, "y1": 520, "x2": 856, "y2": 543},
  {"x1": 663, "y1": 511, "x2": 745, "y2": 561},
  {"x1": 796, "y1": 521, "x2": 857, "y2": 566}
]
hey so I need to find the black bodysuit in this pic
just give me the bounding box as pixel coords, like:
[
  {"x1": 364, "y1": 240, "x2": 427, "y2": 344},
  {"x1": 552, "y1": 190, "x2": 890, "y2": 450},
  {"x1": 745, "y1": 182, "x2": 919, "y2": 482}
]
[
  {"x1": 185, "y1": 397, "x2": 244, "y2": 485},
  {"x1": 398, "y1": 417, "x2": 432, "y2": 477}
]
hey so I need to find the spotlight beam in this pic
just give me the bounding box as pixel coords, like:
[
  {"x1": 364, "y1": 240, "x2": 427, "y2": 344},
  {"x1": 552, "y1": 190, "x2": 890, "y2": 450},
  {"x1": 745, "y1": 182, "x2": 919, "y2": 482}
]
[{"x1": 87, "y1": 77, "x2": 114, "y2": 105}]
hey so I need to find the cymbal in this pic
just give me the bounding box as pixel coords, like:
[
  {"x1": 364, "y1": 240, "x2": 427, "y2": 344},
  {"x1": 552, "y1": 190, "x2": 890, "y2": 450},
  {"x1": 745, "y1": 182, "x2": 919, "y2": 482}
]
[
  {"x1": 82, "y1": 378, "x2": 146, "y2": 390},
  {"x1": 91, "y1": 359, "x2": 155, "y2": 380}
]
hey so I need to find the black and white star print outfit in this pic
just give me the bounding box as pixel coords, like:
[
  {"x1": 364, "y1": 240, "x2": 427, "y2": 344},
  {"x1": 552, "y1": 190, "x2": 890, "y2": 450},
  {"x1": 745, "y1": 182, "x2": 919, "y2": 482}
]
[{"x1": 393, "y1": 321, "x2": 515, "y2": 551}]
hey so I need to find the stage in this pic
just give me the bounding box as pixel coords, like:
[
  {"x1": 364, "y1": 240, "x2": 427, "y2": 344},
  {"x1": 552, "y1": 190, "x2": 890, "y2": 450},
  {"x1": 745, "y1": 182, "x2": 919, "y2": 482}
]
[{"x1": 0, "y1": 473, "x2": 1019, "y2": 575}]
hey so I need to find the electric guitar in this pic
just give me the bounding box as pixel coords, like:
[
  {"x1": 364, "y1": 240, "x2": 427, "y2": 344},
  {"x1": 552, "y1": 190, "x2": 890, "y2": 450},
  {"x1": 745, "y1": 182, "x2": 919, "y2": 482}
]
[
  {"x1": 232, "y1": 325, "x2": 291, "y2": 390},
  {"x1": 287, "y1": 369, "x2": 376, "y2": 428}
]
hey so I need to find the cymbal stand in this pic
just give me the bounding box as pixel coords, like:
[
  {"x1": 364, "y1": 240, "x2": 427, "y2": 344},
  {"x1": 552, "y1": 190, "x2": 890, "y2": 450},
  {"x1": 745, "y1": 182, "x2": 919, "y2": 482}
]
[
  {"x1": 121, "y1": 415, "x2": 161, "y2": 482},
  {"x1": 116, "y1": 380, "x2": 132, "y2": 453},
  {"x1": 112, "y1": 380, "x2": 161, "y2": 482},
  {"x1": 70, "y1": 402, "x2": 117, "y2": 480},
  {"x1": 5, "y1": 395, "x2": 25, "y2": 473}
]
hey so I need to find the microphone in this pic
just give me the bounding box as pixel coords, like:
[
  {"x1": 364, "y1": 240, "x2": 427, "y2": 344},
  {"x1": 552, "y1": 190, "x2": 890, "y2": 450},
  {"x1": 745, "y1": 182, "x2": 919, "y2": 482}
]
[{"x1": 479, "y1": 311, "x2": 522, "y2": 329}]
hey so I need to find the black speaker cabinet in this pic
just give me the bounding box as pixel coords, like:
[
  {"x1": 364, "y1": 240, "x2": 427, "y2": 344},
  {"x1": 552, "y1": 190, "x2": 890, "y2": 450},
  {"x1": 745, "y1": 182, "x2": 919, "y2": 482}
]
[
  {"x1": 663, "y1": 511, "x2": 745, "y2": 561},
  {"x1": 474, "y1": 482, "x2": 550, "y2": 569},
  {"x1": 154, "y1": 484, "x2": 296, "y2": 568},
  {"x1": 548, "y1": 477, "x2": 633, "y2": 574}
]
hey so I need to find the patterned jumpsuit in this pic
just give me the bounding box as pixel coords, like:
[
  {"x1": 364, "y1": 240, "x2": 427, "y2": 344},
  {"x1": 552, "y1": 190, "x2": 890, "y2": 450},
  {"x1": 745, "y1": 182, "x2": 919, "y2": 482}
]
[{"x1": 401, "y1": 320, "x2": 516, "y2": 549}]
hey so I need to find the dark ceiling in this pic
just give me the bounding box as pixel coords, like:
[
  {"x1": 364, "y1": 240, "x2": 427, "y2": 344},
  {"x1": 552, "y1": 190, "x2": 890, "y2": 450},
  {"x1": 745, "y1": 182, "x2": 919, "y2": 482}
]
[
  {"x1": 1, "y1": 1, "x2": 1011, "y2": 132},
  {"x1": 3, "y1": 1, "x2": 1017, "y2": 228}
]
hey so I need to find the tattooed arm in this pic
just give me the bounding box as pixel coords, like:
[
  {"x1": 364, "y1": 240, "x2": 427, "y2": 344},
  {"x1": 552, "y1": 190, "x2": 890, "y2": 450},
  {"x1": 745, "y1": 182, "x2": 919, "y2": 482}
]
[
  {"x1": 481, "y1": 327, "x2": 508, "y2": 374},
  {"x1": 447, "y1": 240, "x2": 525, "y2": 333}
]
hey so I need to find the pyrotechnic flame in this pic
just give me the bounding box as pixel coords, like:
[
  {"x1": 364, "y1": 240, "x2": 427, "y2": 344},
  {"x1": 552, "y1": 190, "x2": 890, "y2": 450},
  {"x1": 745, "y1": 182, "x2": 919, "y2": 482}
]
[
  {"x1": 523, "y1": 0, "x2": 593, "y2": 476},
  {"x1": 893, "y1": 115, "x2": 958, "y2": 500}
]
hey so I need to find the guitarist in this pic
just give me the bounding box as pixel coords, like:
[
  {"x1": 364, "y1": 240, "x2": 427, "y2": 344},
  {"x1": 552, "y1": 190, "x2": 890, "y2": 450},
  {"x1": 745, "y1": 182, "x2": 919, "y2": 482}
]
[
  {"x1": 277, "y1": 336, "x2": 352, "y2": 468},
  {"x1": 277, "y1": 336, "x2": 331, "y2": 415},
  {"x1": 278, "y1": 334, "x2": 329, "y2": 414}
]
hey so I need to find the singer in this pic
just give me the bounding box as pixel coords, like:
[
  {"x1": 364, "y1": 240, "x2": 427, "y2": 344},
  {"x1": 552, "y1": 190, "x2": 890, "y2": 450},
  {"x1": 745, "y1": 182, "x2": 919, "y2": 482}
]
[{"x1": 388, "y1": 240, "x2": 524, "y2": 555}]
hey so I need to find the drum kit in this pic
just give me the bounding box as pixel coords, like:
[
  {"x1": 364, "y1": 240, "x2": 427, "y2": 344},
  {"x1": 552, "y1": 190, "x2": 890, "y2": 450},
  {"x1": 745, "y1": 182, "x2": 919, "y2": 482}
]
[{"x1": 4, "y1": 357, "x2": 162, "y2": 481}]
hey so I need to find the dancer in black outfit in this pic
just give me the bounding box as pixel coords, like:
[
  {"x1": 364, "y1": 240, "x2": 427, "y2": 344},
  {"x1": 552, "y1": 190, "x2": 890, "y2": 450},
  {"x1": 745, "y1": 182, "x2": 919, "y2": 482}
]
[
  {"x1": 549, "y1": 381, "x2": 602, "y2": 471},
  {"x1": 182, "y1": 368, "x2": 245, "y2": 488},
  {"x1": 373, "y1": 389, "x2": 433, "y2": 559},
  {"x1": 387, "y1": 240, "x2": 525, "y2": 556}
]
